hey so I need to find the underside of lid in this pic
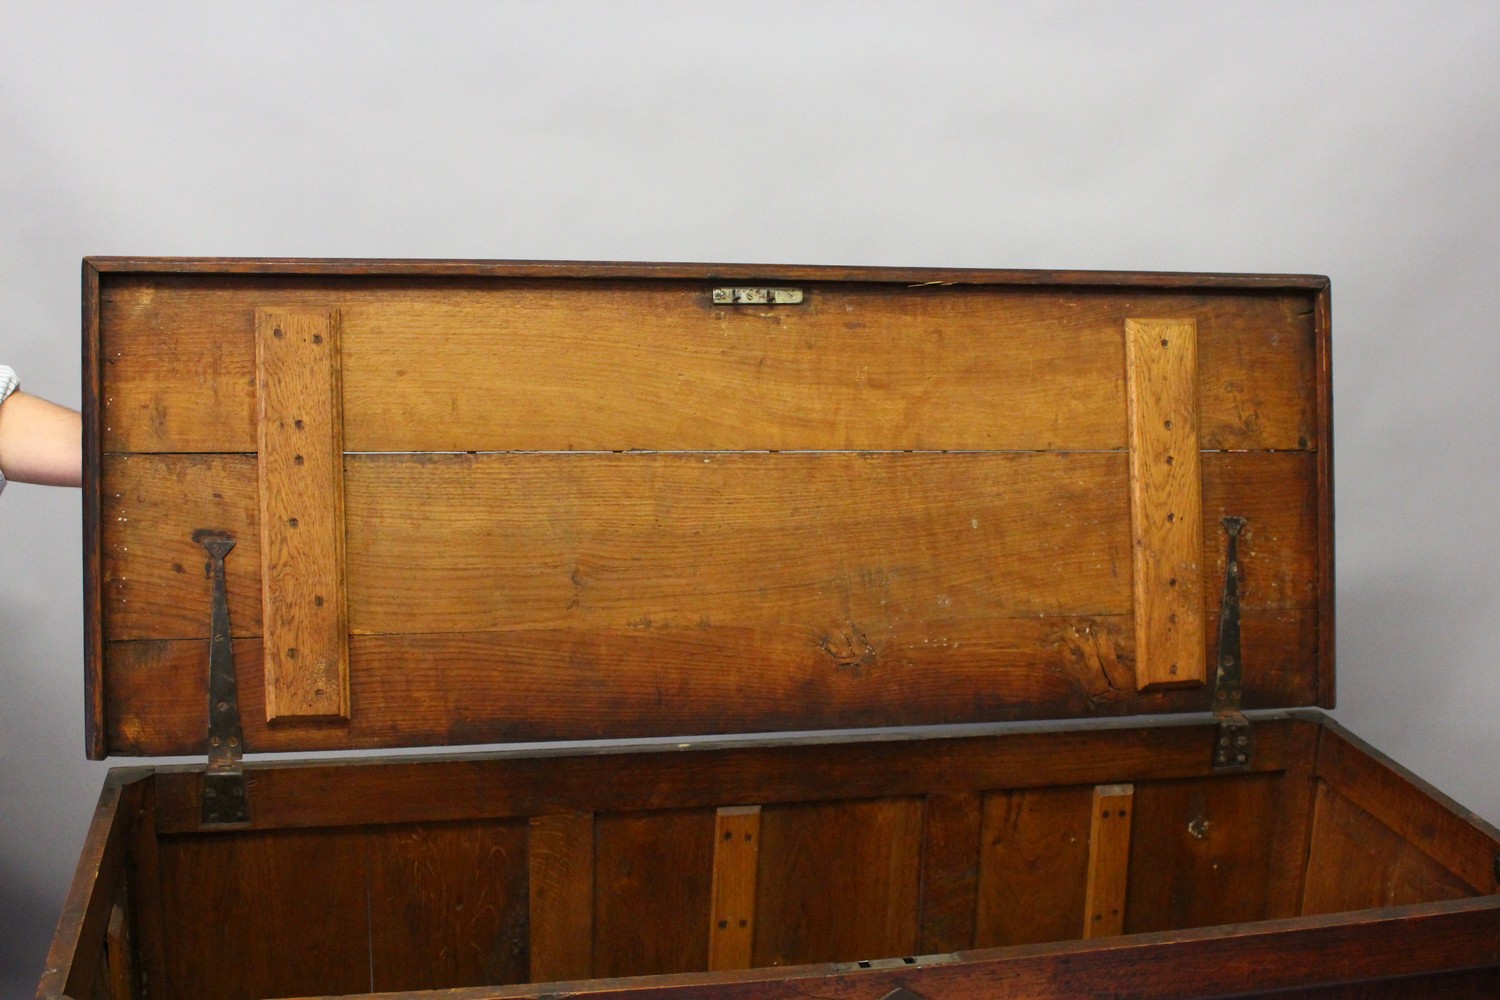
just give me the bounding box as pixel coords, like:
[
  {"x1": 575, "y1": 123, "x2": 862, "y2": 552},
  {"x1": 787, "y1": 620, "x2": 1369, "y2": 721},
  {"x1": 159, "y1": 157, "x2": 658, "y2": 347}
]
[{"x1": 82, "y1": 259, "x2": 1332, "y2": 758}]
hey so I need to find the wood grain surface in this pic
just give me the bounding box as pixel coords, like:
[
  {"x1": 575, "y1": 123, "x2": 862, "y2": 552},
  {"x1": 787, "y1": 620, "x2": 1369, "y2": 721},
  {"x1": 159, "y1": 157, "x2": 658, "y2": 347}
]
[
  {"x1": 91, "y1": 269, "x2": 1327, "y2": 752},
  {"x1": 752, "y1": 798, "x2": 923, "y2": 967},
  {"x1": 593, "y1": 810, "x2": 715, "y2": 978},
  {"x1": 100, "y1": 446, "x2": 1318, "y2": 753},
  {"x1": 1082, "y1": 784, "x2": 1134, "y2": 937},
  {"x1": 708, "y1": 806, "x2": 762, "y2": 972},
  {"x1": 527, "y1": 813, "x2": 595, "y2": 983},
  {"x1": 255, "y1": 308, "x2": 349, "y2": 719},
  {"x1": 1301, "y1": 783, "x2": 1477, "y2": 915},
  {"x1": 1124, "y1": 774, "x2": 1280, "y2": 933},
  {"x1": 98, "y1": 279, "x2": 1316, "y2": 454},
  {"x1": 916, "y1": 792, "x2": 983, "y2": 954},
  {"x1": 155, "y1": 828, "x2": 373, "y2": 1000},
  {"x1": 1125, "y1": 319, "x2": 1205, "y2": 689},
  {"x1": 367, "y1": 822, "x2": 531, "y2": 991},
  {"x1": 974, "y1": 786, "x2": 1093, "y2": 947}
]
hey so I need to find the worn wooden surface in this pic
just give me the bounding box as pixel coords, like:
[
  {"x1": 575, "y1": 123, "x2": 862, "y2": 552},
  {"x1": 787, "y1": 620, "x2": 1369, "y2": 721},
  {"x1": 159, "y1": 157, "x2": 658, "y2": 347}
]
[
  {"x1": 1083, "y1": 784, "x2": 1134, "y2": 938},
  {"x1": 266, "y1": 897, "x2": 1500, "y2": 1000},
  {"x1": 367, "y1": 822, "x2": 530, "y2": 991},
  {"x1": 88, "y1": 266, "x2": 1329, "y2": 755},
  {"x1": 104, "y1": 903, "x2": 131, "y2": 1000},
  {"x1": 155, "y1": 828, "x2": 373, "y2": 1000},
  {"x1": 42, "y1": 717, "x2": 1500, "y2": 1000},
  {"x1": 38, "y1": 775, "x2": 135, "y2": 1000},
  {"x1": 254, "y1": 308, "x2": 349, "y2": 720},
  {"x1": 915, "y1": 792, "x2": 982, "y2": 955},
  {"x1": 143, "y1": 720, "x2": 1296, "y2": 835},
  {"x1": 83, "y1": 261, "x2": 107, "y2": 758},
  {"x1": 123, "y1": 778, "x2": 167, "y2": 1000},
  {"x1": 1264, "y1": 716, "x2": 1323, "y2": 918},
  {"x1": 1312, "y1": 716, "x2": 1500, "y2": 894},
  {"x1": 1125, "y1": 319, "x2": 1205, "y2": 689},
  {"x1": 527, "y1": 813, "x2": 595, "y2": 983},
  {"x1": 1124, "y1": 774, "x2": 1281, "y2": 933},
  {"x1": 753, "y1": 798, "x2": 923, "y2": 967},
  {"x1": 1302, "y1": 784, "x2": 1478, "y2": 915},
  {"x1": 103, "y1": 608, "x2": 1319, "y2": 754},
  {"x1": 593, "y1": 810, "x2": 715, "y2": 977},
  {"x1": 974, "y1": 786, "x2": 1093, "y2": 947},
  {"x1": 99, "y1": 445, "x2": 1318, "y2": 755},
  {"x1": 708, "y1": 806, "x2": 762, "y2": 972},
  {"x1": 97, "y1": 279, "x2": 1316, "y2": 454}
]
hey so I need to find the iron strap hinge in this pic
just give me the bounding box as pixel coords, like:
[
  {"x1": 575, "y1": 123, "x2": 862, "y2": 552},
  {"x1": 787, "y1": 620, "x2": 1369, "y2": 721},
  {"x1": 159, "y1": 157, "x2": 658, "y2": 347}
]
[
  {"x1": 195, "y1": 529, "x2": 250, "y2": 827},
  {"x1": 1211, "y1": 516, "x2": 1255, "y2": 773}
]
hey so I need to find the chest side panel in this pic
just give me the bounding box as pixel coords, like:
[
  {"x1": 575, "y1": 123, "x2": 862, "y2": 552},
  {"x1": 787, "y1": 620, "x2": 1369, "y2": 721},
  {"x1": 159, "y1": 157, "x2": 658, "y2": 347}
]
[{"x1": 86, "y1": 265, "x2": 1328, "y2": 755}]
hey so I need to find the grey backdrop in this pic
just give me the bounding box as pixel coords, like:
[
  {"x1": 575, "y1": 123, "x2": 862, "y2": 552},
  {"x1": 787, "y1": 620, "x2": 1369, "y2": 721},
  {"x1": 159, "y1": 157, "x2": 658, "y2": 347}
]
[{"x1": 3, "y1": 1, "x2": 1499, "y2": 995}]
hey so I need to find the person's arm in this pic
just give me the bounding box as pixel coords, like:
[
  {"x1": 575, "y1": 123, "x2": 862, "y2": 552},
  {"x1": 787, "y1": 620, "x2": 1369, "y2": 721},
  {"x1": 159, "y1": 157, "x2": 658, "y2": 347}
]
[{"x1": 0, "y1": 389, "x2": 83, "y2": 488}]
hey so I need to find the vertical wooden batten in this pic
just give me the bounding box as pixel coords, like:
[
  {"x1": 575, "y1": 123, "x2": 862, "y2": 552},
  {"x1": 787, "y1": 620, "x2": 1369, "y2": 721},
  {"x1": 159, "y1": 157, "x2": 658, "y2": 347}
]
[
  {"x1": 1124, "y1": 318, "x2": 1206, "y2": 690},
  {"x1": 256, "y1": 308, "x2": 350, "y2": 721},
  {"x1": 709, "y1": 805, "x2": 762, "y2": 971},
  {"x1": 1083, "y1": 783, "x2": 1134, "y2": 938}
]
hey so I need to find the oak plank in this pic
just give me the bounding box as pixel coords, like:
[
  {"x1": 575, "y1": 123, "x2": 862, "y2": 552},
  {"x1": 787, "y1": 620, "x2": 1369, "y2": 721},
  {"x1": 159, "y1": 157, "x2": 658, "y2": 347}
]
[
  {"x1": 1264, "y1": 717, "x2": 1322, "y2": 918},
  {"x1": 593, "y1": 810, "x2": 715, "y2": 978},
  {"x1": 155, "y1": 828, "x2": 371, "y2": 1000},
  {"x1": 974, "y1": 786, "x2": 1092, "y2": 947},
  {"x1": 527, "y1": 813, "x2": 595, "y2": 984},
  {"x1": 100, "y1": 449, "x2": 1317, "y2": 643},
  {"x1": 368, "y1": 821, "x2": 530, "y2": 991},
  {"x1": 752, "y1": 798, "x2": 923, "y2": 967},
  {"x1": 1312, "y1": 720, "x2": 1500, "y2": 896},
  {"x1": 1124, "y1": 774, "x2": 1280, "y2": 933},
  {"x1": 343, "y1": 451, "x2": 1132, "y2": 636},
  {"x1": 1082, "y1": 784, "x2": 1134, "y2": 938},
  {"x1": 102, "y1": 452, "x2": 262, "y2": 639},
  {"x1": 1301, "y1": 783, "x2": 1478, "y2": 916},
  {"x1": 256, "y1": 308, "x2": 349, "y2": 719},
  {"x1": 916, "y1": 792, "x2": 982, "y2": 954},
  {"x1": 708, "y1": 806, "x2": 762, "y2": 972},
  {"x1": 1125, "y1": 319, "x2": 1205, "y2": 689},
  {"x1": 103, "y1": 608, "x2": 1316, "y2": 755},
  {"x1": 40, "y1": 776, "x2": 135, "y2": 1000},
  {"x1": 99, "y1": 278, "x2": 1317, "y2": 454},
  {"x1": 89, "y1": 256, "x2": 1330, "y2": 288},
  {"x1": 1314, "y1": 285, "x2": 1336, "y2": 707}
]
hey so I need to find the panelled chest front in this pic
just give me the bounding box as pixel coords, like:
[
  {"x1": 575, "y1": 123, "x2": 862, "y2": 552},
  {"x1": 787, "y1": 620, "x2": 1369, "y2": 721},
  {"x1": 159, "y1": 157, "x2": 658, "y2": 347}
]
[{"x1": 41, "y1": 260, "x2": 1500, "y2": 1000}]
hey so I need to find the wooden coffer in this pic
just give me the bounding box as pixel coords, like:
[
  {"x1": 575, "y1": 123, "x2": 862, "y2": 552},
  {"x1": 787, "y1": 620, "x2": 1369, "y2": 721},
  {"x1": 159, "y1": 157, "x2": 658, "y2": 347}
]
[{"x1": 42, "y1": 259, "x2": 1500, "y2": 1000}]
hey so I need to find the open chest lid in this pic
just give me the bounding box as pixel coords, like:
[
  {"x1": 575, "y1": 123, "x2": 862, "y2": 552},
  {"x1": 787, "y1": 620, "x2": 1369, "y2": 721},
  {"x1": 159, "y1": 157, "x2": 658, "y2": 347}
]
[{"x1": 83, "y1": 259, "x2": 1332, "y2": 760}]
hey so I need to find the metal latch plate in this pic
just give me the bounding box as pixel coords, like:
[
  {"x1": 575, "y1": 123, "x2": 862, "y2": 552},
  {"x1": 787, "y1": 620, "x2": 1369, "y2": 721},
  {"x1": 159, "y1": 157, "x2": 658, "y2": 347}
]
[{"x1": 711, "y1": 287, "x2": 804, "y2": 305}]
